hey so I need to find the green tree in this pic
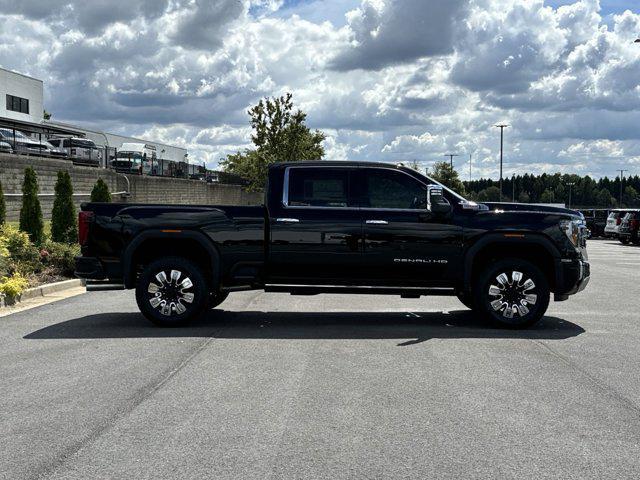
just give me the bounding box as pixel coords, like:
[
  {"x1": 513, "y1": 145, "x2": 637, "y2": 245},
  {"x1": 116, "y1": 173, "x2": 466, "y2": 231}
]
[
  {"x1": 90, "y1": 178, "x2": 112, "y2": 202},
  {"x1": 623, "y1": 185, "x2": 639, "y2": 207},
  {"x1": 477, "y1": 186, "x2": 501, "y2": 202},
  {"x1": 19, "y1": 167, "x2": 44, "y2": 244},
  {"x1": 51, "y1": 171, "x2": 77, "y2": 244},
  {"x1": 597, "y1": 188, "x2": 615, "y2": 207},
  {"x1": 0, "y1": 180, "x2": 5, "y2": 225},
  {"x1": 430, "y1": 161, "x2": 466, "y2": 195},
  {"x1": 517, "y1": 191, "x2": 530, "y2": 203},
  {"x1": 540, "y1": 189, "x2": 555, "y2": 203},
  {"x1": 221, "y1": 93, "x2": 326, "y2": 191}
]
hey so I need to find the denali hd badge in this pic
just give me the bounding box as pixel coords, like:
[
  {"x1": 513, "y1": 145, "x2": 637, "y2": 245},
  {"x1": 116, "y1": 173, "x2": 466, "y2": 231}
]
[{"x1": 394, "y1": 258, "x2": 448, "y2": 264}]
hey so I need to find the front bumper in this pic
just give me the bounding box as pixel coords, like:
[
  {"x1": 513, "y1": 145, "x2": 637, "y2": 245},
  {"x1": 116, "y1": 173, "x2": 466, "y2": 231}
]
[{"x1": 554, "y1": 258, "x2": 590, "y2": 301}]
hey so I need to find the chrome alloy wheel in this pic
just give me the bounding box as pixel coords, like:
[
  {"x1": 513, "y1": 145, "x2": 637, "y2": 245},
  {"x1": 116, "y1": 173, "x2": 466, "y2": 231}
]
[
  {"x1": 488, "y1": 271, "x2": 538, "y2": 319},
  {"x1": 147, "y1": 269, "x2": 195, "y2": 316}
]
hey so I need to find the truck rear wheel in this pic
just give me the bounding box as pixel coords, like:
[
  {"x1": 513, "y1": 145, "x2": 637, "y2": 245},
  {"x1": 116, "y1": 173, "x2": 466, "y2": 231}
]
[
  {"x1": 473, "y1": 258, "x2": 550, "y2": 329},
  {"x1": 136, "y1": 256, "x2": 208, "y2": 327}
]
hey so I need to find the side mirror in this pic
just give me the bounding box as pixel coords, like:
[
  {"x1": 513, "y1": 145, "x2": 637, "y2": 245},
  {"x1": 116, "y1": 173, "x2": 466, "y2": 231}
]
[{"x1": 427, "y1": 185, "x2": 451, "y2": 214}]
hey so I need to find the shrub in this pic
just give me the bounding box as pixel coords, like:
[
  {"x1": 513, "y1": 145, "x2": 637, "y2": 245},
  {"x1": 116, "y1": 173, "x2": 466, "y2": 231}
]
[
  {"x1": 0, "y1": 224, "x2": 41, "y2": 275},
  {"x1": 0, "y1": 224, "x2": 40, "y2": 263},
  {"x1": 0, "y1": 272, "x2": 29, "y2": 299},
  {"x1": 0, "y1": 180, "x2": 5, "y2": 225},
  {"x1": 90, "y1": 178, "x2": 111, "y2": 202},
  {"x1": 41, "y1": 240, "x2": 80, "y2": 277},
  {"x1": 19, "y1": 167, "x2": 44, "y2": 244},
  {"x1": 51, "y1": 171, "x2": 77, "y2": 244}
]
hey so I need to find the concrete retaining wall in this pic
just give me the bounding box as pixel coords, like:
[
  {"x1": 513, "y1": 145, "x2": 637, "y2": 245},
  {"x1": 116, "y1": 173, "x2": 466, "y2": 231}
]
[{"x1": 0, "y1": 153, "x2": 262, "y2": 221}]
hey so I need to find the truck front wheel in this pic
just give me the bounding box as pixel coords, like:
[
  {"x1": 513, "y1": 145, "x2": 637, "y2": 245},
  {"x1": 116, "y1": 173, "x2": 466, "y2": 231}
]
[
  {"x1": 473, "y1": 258, "x2": 550, "y2": 329},
  {"x1": 136, "y1": 256, "x2": 209, "y2": 327}
]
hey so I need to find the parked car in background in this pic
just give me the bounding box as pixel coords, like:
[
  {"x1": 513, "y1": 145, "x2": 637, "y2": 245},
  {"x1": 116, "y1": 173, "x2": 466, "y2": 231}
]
[
  {"x1": 618, "y1": 211, "x2": 640, "y2": 245},
  {"x1": 0, "y1": 128, "x2": 50, "y2": 156},
  {"x1": 604, "y1": 210, "x2": 633, "y2": 238},
  {"x1": 0, "y1": 141, "x2": 12, "y2": 153},
  {"x1": 111, "y1": 143, "x2": 156, "y2": 174},
  {"x1": 580, "y1": 209, "x2": 610, "y2": 238},
  {"x1": 42, "y1": 140, "x2": 69, "y2": 159},
  {"x1": 48, "y1": 137, "x2": 101, "y2": 167}
]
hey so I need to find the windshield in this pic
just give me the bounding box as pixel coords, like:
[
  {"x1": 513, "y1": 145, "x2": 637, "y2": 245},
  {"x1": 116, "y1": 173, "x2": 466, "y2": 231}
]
[
  {"x1": 0, "y1": 128, "x2": 28, "y2": 139},
  {"x1": 71, "y1": 139, "x2": 97, "y2": 148},
  {"x1": 116, "y1": 151, "x2": 143, "y2": 160}
]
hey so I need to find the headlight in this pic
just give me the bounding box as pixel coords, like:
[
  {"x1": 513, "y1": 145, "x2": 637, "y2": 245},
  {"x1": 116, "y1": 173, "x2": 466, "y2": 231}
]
[{"x1": 559, "y1": 219, "x2": 583, "y2": 247}]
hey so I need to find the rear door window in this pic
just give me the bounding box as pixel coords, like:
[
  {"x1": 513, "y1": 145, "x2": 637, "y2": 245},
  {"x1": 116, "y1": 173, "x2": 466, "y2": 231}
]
[{"x1": 286, "y1": 168, "x2": 353, "y2": 208}]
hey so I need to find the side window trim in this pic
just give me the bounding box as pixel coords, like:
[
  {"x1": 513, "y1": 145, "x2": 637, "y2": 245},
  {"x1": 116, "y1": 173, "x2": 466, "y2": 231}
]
[{"x1": 282, "y1": 166, "x2": 356, "y2": 209}]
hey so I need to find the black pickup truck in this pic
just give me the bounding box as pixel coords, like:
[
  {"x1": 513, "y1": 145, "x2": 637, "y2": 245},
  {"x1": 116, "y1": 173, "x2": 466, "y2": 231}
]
[{"x1": 75, "y1": 161, "x2": 590, "y2": 328}]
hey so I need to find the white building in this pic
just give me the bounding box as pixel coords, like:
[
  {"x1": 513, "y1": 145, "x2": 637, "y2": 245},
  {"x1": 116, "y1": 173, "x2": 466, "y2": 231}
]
[
  {"x1": 0, "y1": 67, "x2": 187, "y2": 163},
  {"x1": 0, "y1": 67, "x2": 44, "y2": 124}
]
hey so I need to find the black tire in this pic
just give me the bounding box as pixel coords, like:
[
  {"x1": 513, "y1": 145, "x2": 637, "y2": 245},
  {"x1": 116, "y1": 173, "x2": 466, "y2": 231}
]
[
  {"x1": 473, "y1": 258, "x2": 550, "y2": 329},
  {"x1": 620, "y1": 237, "x2": 629, "y2": 244},
  {"x1": 456, "y1": 291, "x2": 474, "y2": 310},
  {"x1": 136, "y1": 256, "x2": 209, "y2": 327},
  {"x1": 209, "y1": 291, "x2": 229, "y2": 309}
]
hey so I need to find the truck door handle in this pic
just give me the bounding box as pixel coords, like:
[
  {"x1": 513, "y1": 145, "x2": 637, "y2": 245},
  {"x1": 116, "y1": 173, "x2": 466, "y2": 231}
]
[
  {"x1": 276, "y1": 217, "x2": 300, "y2": 223},
  {"x1": 365, "y1": 219, "x2": 388, "y2": 225}
]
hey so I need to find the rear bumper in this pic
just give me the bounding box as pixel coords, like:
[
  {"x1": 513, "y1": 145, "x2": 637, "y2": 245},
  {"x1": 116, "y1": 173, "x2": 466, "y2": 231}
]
[
  {"x1": 74, "y1": 256, "x2": 106, "y2": 280},
  {"x1": 554, "y1": 258, "x2": 590, "y2": 301}
]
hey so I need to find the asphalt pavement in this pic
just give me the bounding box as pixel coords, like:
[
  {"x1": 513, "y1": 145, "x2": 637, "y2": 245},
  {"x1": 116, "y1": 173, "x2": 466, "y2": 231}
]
[{"x1": 1, "y1": 239, "x2": 639, "y2": 479}]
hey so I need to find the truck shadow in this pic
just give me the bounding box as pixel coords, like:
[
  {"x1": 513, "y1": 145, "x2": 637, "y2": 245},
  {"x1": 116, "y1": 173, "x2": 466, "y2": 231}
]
[{"x1": 24, "y1": 310, "x2": 584, "y2": 345}]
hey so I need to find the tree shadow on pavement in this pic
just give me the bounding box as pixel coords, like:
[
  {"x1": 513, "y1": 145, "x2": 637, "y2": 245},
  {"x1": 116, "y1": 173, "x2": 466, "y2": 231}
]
[{"x1": 24, "y1": 309, "x2": 584, "y2": 345}]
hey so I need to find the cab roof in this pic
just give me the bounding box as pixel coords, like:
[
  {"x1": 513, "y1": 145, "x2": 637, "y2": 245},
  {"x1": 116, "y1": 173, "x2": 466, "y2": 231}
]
[{"x1": 269, "y1": 160, "x2": 406, "y2": 170}]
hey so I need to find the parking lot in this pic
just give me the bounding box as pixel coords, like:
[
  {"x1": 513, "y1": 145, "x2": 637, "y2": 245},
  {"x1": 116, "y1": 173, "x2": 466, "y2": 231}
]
[{"x1": 1, "y1": 239, "x2": 639, "y2": 479}]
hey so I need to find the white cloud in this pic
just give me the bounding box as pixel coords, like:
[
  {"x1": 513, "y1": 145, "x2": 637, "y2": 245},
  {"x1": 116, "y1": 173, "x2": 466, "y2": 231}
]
[{"x1": 0, "y1": 0, "x2": 640, "y2": 176}]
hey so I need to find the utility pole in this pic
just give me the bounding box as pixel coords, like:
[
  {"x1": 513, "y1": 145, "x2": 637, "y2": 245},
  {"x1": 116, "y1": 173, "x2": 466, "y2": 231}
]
[
  {"x1": 494, "y1": 124, "x2": 509, "y2": 202},
  {"x1": 618, "y1": 169, "x2": 628, "y2": 206},
  {"x1": 444, "y1": 153, "x2": 459, "y2": 169},
  {"x1": 566, "y1": 182, "x2": 575, "y2": 209}
]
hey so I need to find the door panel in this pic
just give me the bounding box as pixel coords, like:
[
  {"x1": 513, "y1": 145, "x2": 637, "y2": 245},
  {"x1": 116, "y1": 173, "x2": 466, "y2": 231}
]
[
  {"x1": 359, "y1": 168, "x2": 463, "y2": 286},
  {"x1": 362, "y1": 210, "x2": 463, "y2": 285},
  {"x1": 269, "y1": 167, "x2": 362, "y2": 283}
]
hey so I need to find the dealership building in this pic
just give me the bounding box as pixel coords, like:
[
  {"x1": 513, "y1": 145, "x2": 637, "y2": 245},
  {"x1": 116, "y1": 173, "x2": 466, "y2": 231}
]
[{"x1": 0, "y1": 67, "x2": 187, "y2": 164}]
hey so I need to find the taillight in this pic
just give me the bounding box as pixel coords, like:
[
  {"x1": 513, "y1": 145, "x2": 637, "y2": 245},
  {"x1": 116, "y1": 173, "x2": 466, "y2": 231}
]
[
  {"x1": 632, "y1": 219, "x2": 639, "y2": 230},
  {"x1": 78, "y1": 211, "x2": 94, "y2": 246},
  {"x1": 616, "y1": 217, "x2": 622, "y2": 225}
]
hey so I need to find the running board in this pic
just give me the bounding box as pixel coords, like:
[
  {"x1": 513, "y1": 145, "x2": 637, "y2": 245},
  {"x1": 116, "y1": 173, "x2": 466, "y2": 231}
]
[
  {"x1": 86, "y1": 281, "x2": 126, "y2": 291},
  {"x1": 264, "y1": 285, "x2": 456, "y2": 297}
]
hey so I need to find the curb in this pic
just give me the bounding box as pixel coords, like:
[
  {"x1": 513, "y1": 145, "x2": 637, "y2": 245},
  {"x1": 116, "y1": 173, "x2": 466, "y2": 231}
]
[{"x1": 1, "y1": 279, "x2": 85, "y2": 307}]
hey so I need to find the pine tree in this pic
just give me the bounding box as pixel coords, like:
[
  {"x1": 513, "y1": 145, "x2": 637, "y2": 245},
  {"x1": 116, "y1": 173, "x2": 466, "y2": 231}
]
[
  {"x1": 51, "y1": 171, "x2": 77, "y2": 244},
  {"x1": 19, "y1": 167, "x2": 44, "y2": 244},
  {"x1": 90, "y1": 178, "x2": 112, "y2": 202},
  {"x1": 0, "y1": 180, "x2": 6, "y2": 225}
]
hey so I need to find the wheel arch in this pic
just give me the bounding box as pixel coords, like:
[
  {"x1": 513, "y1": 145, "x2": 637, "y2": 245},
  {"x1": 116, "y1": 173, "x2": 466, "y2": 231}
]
[
  {"x1": 463, "y1": 233, "x2": 561, "y2": 292},
  {"x1": 123, "y1": 230, "x2": 221, "y2": 290}
]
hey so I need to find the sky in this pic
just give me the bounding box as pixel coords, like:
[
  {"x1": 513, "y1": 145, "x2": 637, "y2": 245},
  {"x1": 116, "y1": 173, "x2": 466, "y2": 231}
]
[{"x1": 1, "y1": 0, "x2": 640, "y2": 179}]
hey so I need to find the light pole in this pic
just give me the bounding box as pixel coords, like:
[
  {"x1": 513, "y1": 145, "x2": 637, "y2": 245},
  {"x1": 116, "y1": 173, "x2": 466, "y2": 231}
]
[
  {"x1": 444, "y1": 153, "x2": 459, "y2": 169},
  {"x1": 494, "y1": 124, "x2": 509, "y2": 202},
  {"x1": 566, "y1": 182, "x2": 575, "y2": 209},
  {"x1": 618, "y1": 169, "x2": 628, "y2": 206}
]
